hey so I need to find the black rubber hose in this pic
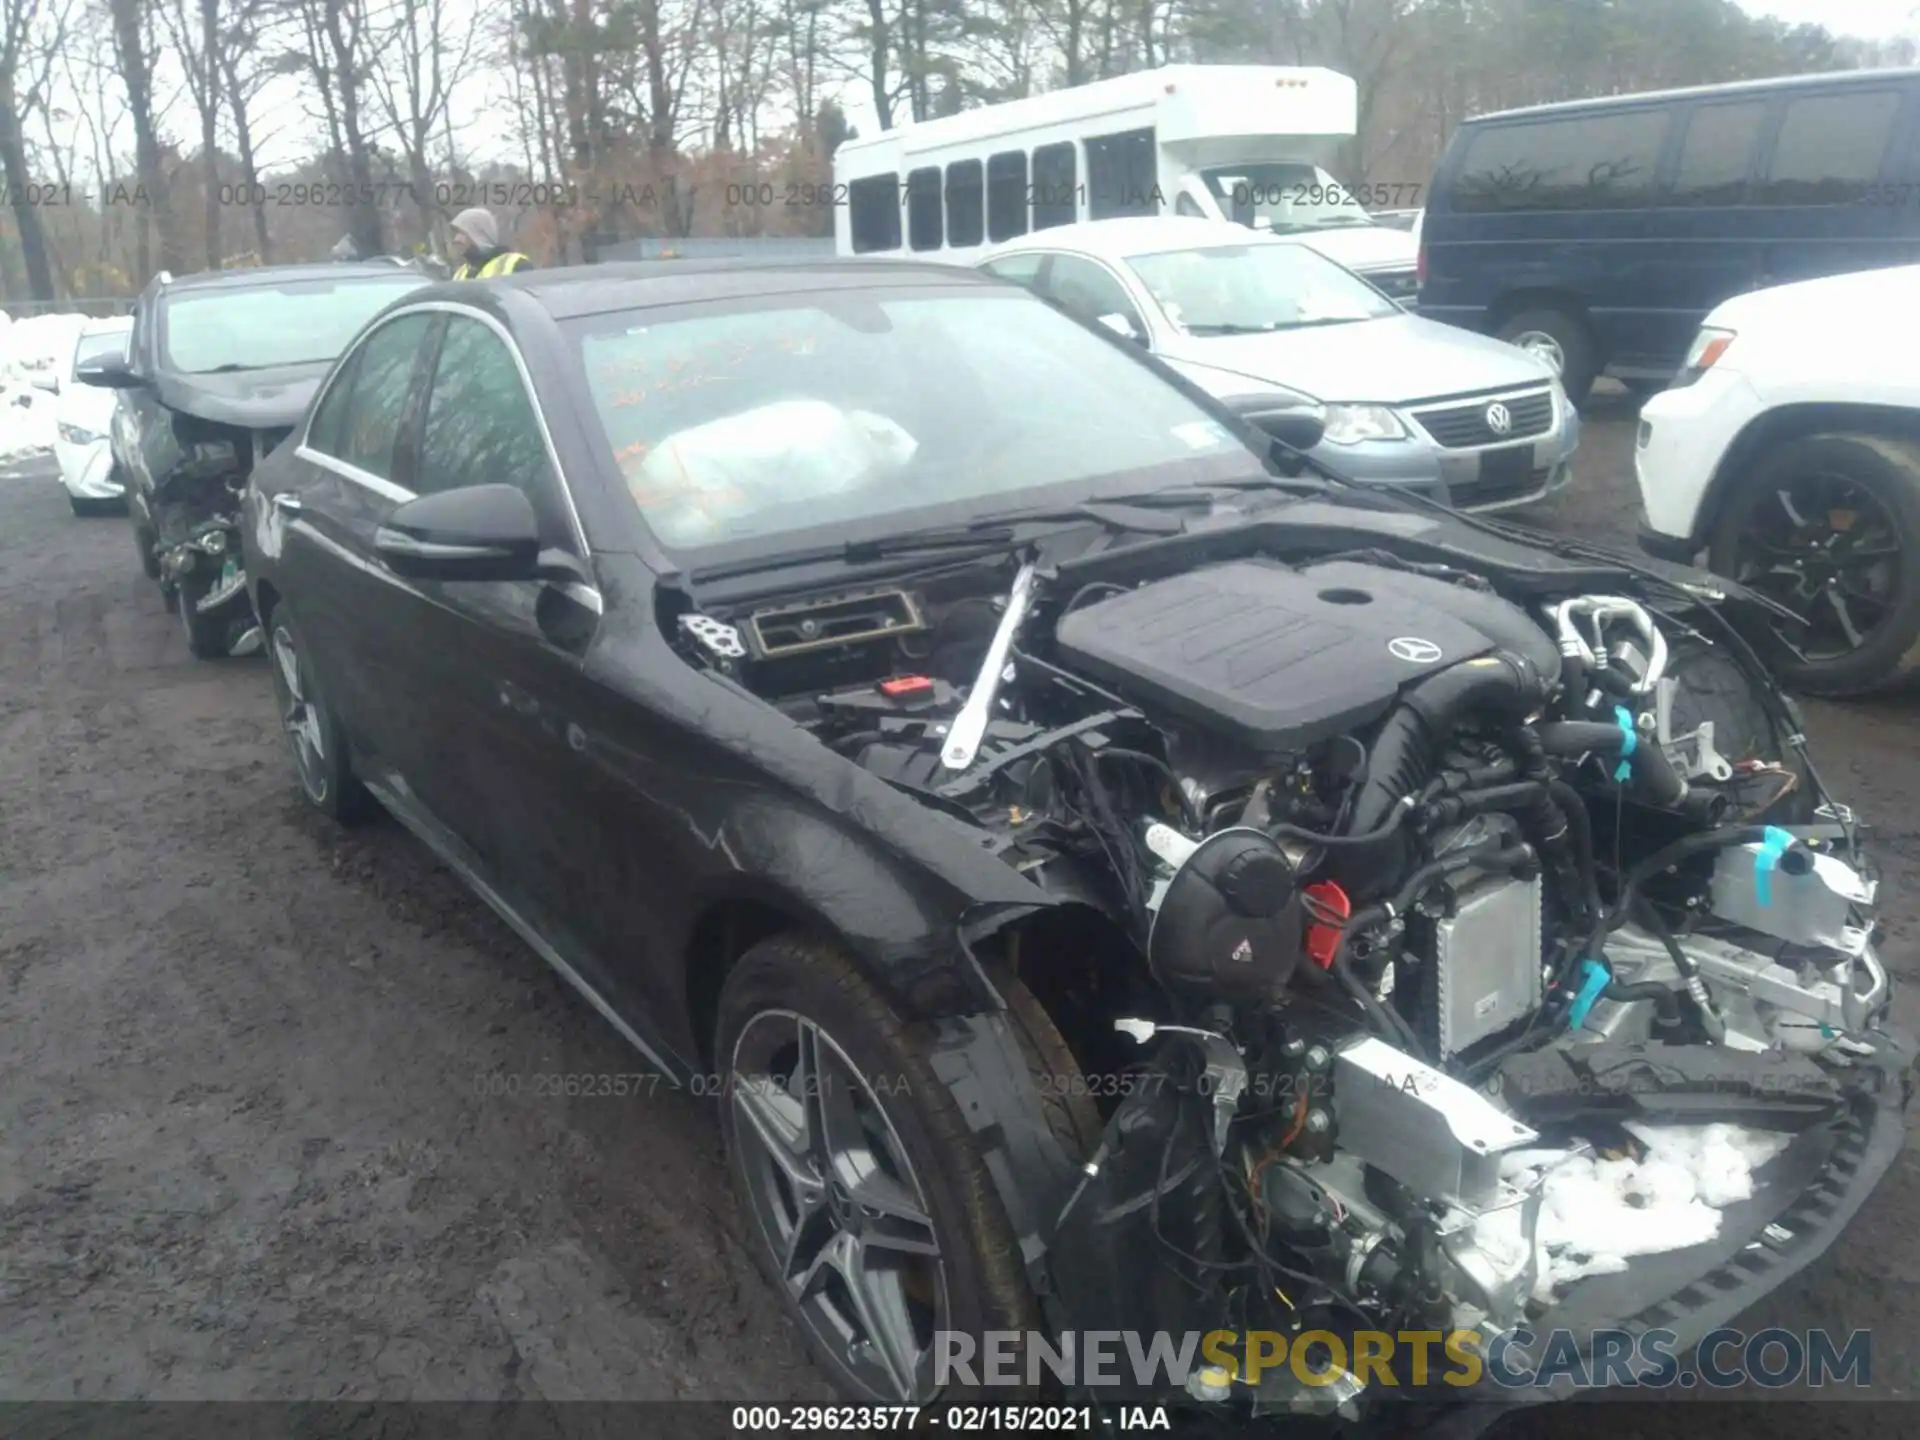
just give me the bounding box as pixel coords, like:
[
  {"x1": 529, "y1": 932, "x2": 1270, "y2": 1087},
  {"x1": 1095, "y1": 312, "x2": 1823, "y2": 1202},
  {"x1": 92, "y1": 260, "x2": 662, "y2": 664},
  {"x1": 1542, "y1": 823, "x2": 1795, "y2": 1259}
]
[
  {"x1": 1502, "y1": 723, "x2": 1593, "y2": 932},
  {"x1": 1270, "y1": 798, "x2": 1415, "y2": 849},
  {"x1": 1546, "y1": 778, "x2": 1603, "y2": 923},
  {"x1": 1343, "y1": 652, "x2": 1549, "y2": 896},
  {"x1": 1535, "y1": 720, "x2": 1629, "y2": 756},
  {"x1": 1630, "y1": 890, "x2": 1701, "y2": 982},
  {"x1": 1538, "y1": 718, "x2": 1688, "y2": 808},
  {"x1": 1602, "y1": 978, "x2": 1682, "y2": 1023},
  {"x1": 1629, "y1": 731, "x2": 1689, "y2": 808},
  {"x1": 1324, "y1": 902, "x2": 1428, "y2": 1057},
  {"x1": 1420, "y1": 781, "x2": 1551, "y2": 828},
  {"x1": 1575, "y1": 823, "x2": 1816, "y2": 978}
]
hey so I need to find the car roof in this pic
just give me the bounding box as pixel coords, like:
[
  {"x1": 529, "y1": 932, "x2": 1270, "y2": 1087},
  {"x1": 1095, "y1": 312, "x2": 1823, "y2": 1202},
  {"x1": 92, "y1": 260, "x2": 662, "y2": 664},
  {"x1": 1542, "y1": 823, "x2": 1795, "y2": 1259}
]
[
  {"x1": 983, "y1": 216, "x2": 1287, "y2": 262},
  {"x1": 155, "y1": 259, "x2": 427, "y2": 296},
  {"x1": 1468, "y1": 66, "x2": 1920, "y2": 125},
  {"x1": 460, "y1": 258, "x2": 1004, "y2": 322}
]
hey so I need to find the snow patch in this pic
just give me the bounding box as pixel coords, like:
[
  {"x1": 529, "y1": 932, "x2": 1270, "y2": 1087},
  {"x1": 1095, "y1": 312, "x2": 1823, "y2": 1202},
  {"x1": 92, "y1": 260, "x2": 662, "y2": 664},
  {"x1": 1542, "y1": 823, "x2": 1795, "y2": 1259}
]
[
  {"x1": 0, "y1": 311, "x2": 87, "y2": 460},
  {"x1": 0, "y1": 383, "x2": 59, "y2": 460},
  {"x1": 1468, "y1": 1123, "x2": 1796, "y2": 1303}
]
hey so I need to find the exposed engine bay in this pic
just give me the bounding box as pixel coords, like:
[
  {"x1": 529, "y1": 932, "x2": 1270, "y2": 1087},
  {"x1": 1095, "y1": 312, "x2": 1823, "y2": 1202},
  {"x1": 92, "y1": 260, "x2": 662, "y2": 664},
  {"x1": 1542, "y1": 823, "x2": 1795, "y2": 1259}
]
[{"x1": 667, "y1": 530, "x2": 1903, "y2": 1416}]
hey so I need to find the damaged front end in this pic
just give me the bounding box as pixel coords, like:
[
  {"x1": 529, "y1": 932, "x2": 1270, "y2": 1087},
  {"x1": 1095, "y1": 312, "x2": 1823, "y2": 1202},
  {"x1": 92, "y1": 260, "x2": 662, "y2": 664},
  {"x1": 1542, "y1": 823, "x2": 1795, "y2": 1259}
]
[
  {"x1": 153, "y1": 420, "x2": 292, "y2": 657},
  {"x1": 668, "y1": 521, "x2": 1910, "y2": 1430}
]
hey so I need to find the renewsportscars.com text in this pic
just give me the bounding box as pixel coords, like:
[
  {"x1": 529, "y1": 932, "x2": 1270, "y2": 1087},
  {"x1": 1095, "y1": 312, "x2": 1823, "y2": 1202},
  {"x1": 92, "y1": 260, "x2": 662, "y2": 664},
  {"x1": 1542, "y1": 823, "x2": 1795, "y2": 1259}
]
[{"x1": 935, "y1": 1326, "x2": 1871, "y2": 1390}]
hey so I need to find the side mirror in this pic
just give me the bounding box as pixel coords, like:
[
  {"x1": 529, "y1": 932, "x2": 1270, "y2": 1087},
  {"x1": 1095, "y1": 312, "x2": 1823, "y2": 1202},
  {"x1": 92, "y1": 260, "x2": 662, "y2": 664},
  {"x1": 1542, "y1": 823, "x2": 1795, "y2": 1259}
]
[
  {"x1": 374, "y1": 483, "x2": 541, "y2": 581},
  {"x1": 1257, "y1": 406, "x2": 1328, "y2": 453},
  {"x1": 1098, "y1": 312, "x2": 1147, "y2": 346},
  {"x1": 75, "y1": 354, "x2": 145, "y2": 390},
  {"x1": 31, "y1": 374, "x2": 59, "y2": 394}
]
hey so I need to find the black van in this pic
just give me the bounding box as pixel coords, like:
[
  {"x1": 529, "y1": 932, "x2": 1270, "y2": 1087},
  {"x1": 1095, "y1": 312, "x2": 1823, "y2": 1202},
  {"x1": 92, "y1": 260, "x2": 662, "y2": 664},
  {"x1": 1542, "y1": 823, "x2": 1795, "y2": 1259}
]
[{"x1": 1419, "y1": 68, "x2": 1920, "y2": 404}]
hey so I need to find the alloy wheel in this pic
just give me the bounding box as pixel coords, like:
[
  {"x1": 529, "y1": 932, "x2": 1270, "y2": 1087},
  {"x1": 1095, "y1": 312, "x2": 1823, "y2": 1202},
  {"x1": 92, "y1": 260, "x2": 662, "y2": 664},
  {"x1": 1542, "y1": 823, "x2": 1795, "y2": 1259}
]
[
  {"x1": 1510, "y1": 329, "x2": 1566, "y2": 374},
  {"x1": 271, "y1": 623, "x2": 330, "y2": 804},
  {"x1": 728, "y1": 1009, "x2": 947, "y2": 1403},
  {"x1": 1729, "y1": 472, "x2": 1902, "y2": 664}
]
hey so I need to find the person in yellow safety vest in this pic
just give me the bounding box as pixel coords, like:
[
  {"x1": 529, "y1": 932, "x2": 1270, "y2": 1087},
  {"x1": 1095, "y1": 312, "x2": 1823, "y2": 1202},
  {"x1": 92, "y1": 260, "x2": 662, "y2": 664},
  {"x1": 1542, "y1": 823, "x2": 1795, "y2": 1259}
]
[{"x1": 448, "y1": 207, "x2": 532, "y2": 280}]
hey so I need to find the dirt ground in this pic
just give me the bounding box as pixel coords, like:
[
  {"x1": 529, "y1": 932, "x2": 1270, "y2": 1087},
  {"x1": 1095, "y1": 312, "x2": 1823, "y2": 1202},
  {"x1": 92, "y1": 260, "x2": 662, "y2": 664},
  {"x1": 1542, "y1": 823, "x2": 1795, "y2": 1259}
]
[{"x1": 1, "y1": 399, "x2": 1916, "y2": 1433}]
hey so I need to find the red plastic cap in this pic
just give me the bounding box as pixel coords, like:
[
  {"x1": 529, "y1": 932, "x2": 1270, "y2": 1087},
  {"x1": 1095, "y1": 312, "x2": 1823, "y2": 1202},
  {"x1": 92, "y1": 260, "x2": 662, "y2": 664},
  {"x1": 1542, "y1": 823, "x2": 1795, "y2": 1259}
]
[{"x1": 1303, "y1": 880, "x2": 1352, "y2": 969}]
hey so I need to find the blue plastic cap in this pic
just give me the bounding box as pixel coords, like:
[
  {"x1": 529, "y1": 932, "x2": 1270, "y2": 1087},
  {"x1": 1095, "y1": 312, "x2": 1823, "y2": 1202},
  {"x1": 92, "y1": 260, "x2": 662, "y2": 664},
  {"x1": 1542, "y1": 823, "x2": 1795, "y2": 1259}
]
[{"x1": 1567, "y1": 957, "x2": 1613, "y2": 1031}]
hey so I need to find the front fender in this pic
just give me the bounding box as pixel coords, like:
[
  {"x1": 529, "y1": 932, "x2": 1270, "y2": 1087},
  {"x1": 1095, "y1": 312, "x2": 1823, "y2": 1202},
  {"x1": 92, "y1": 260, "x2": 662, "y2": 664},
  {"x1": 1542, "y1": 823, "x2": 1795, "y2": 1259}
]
[{"x1": 585, "y1": 556, "x2": 1057, "y2": 1028}]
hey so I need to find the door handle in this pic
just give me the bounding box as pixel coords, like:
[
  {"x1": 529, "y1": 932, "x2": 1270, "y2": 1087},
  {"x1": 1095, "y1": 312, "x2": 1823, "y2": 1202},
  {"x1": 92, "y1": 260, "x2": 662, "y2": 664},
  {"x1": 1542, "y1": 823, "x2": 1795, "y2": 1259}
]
[{"x1": 271, "y1": 492, "x2": 302, "y2": 513}]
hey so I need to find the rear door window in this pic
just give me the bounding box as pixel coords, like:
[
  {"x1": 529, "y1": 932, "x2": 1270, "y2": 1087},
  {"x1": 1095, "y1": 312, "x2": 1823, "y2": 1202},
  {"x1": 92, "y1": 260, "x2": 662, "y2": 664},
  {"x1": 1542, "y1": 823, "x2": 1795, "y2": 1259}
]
[
  {"x1": 1665, "y1": 101, "x2": 1766, "y2": 206},
  {"x1": 1040, "y1": 255, "x2": 1147, "y2": 336},
  {"x1": 310, "y1": 312, "x2": 434, "y2": 481},
  {"x1": 1755, "y1": 90, "x2": 1903, "y2": 206},
  {"x1": 1452, "y1": 109, "x2": 1671, "y2": 211}
]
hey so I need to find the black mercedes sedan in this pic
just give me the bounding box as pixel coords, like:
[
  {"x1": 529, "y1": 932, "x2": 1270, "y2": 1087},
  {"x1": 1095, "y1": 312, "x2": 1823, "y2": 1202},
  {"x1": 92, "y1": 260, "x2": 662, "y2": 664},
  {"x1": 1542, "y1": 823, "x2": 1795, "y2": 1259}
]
[{"x1": 243, "y1": 262, "x2": 1909, "y2": 1429}]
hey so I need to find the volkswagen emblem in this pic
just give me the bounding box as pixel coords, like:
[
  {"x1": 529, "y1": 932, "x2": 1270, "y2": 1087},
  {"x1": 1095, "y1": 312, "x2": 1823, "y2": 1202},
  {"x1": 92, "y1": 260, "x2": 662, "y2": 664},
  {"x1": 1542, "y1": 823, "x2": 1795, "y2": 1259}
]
[
  {"x1": 1484, "y1": 401, "x2": 1513, "y2": 436},
  {"x1": 1389, "y1": 636, "x2": 1443, "y2": 664}
]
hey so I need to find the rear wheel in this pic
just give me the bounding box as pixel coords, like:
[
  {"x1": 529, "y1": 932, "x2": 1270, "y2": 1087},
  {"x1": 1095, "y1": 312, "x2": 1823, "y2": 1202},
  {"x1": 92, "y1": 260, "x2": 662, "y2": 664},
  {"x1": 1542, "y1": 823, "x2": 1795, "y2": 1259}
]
[
  {"x1": 717, "y1": 938, "x2": 1096, "y2": 1405},
  {"x1": 1495, "y1": 306, "x2": 1597, "y2": 408},
  {"x1": 265, "y1": 600, "x2": 374, "y2": 823},
  {"x1": 1708, "y1": 433, "x2": 1920, "y2": 697}
]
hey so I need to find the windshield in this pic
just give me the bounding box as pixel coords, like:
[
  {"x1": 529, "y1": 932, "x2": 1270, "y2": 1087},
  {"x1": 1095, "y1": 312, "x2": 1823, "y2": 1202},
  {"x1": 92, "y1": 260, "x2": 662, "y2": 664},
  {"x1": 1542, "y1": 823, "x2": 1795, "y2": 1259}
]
[
  {"x1": 1126, "y1": 243, "x2": 1399, "y2": 336},
  {"x1": 1201, "y1": 164, "x2": 1378, "y2": 234},
  {"x1": 72, "y1": 326, "x2": 130, "y2": 377},
  {"x1": 160, "y1": 275, "x2": 430, "y2": 373},
  {"x1": 570, "y1": 289, "x2": 1256, "y2": 552}
]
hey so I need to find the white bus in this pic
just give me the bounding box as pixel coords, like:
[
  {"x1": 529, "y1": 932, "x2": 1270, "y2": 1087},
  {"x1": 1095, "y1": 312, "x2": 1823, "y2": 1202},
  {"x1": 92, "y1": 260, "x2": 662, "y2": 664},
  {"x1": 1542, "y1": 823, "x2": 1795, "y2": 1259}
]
[{"x1": 831, "y1": 64, "x2": 1419, "y2": 303}]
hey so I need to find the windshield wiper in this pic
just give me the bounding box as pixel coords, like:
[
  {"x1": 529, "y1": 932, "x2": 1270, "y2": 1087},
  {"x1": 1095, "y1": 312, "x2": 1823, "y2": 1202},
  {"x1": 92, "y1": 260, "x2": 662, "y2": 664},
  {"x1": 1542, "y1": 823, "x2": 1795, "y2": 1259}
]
[
  {"x1": 690, "y1": 496, "x2": 1208, "y2": 585},
  {"x1": 192, "y1": 363, "x2": 267, "y2": 374}
]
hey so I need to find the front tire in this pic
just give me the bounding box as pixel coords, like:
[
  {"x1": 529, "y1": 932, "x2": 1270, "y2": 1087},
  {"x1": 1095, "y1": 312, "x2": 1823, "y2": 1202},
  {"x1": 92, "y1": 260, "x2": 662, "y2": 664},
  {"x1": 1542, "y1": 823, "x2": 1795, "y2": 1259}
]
[
  {"x1": 1495, "y1": 306, "x2": 1598, "y2": 408},
  {"x1": 265, "y1": 600, "x2": 374, "y2": 823},
  {"x1": 716, "y1": 938, "x2": 1095, "y2": 1406},
  {"x1": 131, "y1": 518, "x2": 162, "y2": 580},
  {"x1": 176, "y1": 571, "x2": 228, "y2": 659},
  {"x1": 1708, "y1": 433, "x2": 1920, "y2": 697}
]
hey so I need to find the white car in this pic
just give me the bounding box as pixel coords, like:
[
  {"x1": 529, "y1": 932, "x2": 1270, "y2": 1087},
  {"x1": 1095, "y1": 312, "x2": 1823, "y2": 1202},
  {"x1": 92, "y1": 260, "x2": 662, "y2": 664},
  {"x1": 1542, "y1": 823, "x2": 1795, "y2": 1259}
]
[
  {"x1": 1635, "y1": 265, "x2": 1920, "y2": 697},
  {"x1": 52, "y1": 316, "x2": 133, "y2": 514}
]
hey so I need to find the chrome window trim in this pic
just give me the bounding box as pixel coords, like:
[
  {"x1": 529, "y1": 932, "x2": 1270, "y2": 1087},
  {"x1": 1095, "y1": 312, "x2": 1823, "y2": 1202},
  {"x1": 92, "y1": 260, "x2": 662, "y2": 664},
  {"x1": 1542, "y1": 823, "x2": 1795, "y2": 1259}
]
[
  {"x1": 296, "y1": 445, "x2": 415, "y2": 504},
  {"x1": 300, "y1": 298, "x2": 594, "y2": 565}
]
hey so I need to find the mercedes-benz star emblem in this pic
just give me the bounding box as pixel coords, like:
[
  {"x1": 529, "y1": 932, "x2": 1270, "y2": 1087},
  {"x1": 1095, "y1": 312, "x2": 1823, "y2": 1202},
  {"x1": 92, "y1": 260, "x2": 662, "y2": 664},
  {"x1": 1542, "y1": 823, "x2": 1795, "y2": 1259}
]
[
  {"x1": 1389, "y1": 636, "x2": 1443, "y2": 664},
  {"x1": 1484, "y1": 401, "x2": 1513, "y2": 435}
]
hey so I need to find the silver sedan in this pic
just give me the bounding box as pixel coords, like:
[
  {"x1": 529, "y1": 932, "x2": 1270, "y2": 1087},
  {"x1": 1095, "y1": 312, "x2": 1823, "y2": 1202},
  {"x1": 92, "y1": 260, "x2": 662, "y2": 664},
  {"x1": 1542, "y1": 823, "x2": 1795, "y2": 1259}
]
[{"x1": 978, "y1": 216, "x2": 1579, "y2": 513}]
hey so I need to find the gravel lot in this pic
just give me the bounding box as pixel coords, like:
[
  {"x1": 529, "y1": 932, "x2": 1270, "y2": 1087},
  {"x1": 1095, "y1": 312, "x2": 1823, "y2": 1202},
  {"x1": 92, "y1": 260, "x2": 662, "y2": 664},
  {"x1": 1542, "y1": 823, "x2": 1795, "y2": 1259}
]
[{"x1": 2, "y1": 397, "x2": 1916, "y2": 1434}]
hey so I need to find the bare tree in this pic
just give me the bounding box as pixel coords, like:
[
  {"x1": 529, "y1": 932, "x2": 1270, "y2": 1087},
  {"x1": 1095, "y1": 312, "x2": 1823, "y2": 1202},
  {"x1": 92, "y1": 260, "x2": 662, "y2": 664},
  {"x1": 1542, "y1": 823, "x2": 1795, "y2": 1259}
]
[
  {"x1": 159, "y1": 0, "x2": 227, "y2": 269},
  {"x1": 222, "y1": 2, "x2": 297, "y2": 264},
  {"x1": 1, "y1": 0, "x2": 73, "y2": 299},
  {"x1": 366, "y1": 0, "x2": 484, "y2": 252},
  {"x1": 286, "y1": 0, "x2": 386, "y2": 255},
  {"x1": 108, "y1": 0, "x2": 185, "y2": 281}
]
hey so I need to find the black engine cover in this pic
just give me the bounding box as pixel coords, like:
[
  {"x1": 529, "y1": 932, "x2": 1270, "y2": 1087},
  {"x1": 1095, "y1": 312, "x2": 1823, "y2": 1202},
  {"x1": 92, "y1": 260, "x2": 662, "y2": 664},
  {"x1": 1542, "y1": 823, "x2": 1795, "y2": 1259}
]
[{"x1": 1053, "y1": 560, "x2": 1512, "y2": 752}]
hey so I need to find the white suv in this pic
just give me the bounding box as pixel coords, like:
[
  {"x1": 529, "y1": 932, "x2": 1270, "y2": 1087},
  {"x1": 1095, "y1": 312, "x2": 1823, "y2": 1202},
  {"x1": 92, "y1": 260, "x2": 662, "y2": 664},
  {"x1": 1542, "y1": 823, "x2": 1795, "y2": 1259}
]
[{"x1": 1635, "y1": 264, "x2": 1920, "y2": 697}]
